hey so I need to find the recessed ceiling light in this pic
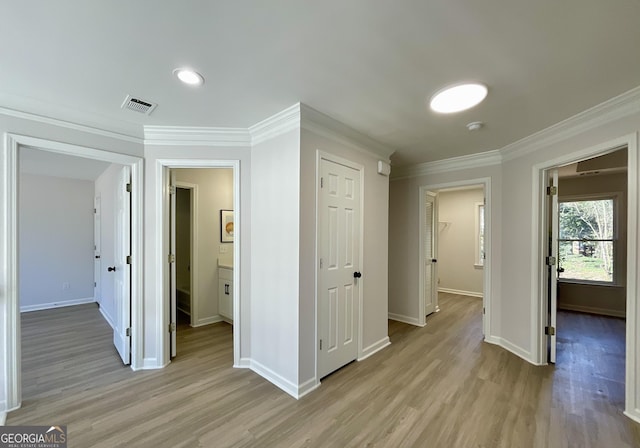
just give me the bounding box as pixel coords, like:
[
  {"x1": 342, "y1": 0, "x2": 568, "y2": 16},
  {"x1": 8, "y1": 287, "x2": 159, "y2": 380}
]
[
  {"x1": 173, "y1": 68, "x2": 204, "y2": 86},
  {"x1": 430, "y1": 83, "x2": 488, "y2": 113}
]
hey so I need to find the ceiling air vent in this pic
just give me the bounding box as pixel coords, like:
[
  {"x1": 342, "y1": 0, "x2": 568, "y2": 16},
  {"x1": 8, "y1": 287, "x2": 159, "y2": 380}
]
[{"x1": 121, "y1": 95, "x2": 157, "y2": 115}]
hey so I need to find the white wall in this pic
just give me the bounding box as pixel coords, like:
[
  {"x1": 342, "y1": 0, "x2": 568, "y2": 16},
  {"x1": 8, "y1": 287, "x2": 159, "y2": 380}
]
[
  {"x1": 557, "y1": 172, "x2": 627, "y2": 317},
  {"x1": 94, "y1": 163, "x2": 122, "y2": 326},
  {"x1": 173, "y1": 168, "x2": 234, "y2": 326},
  {"x1": 437, "y1": 188, "x2": 484, "y2": 296},
  {"x1": 18, "y1": 173, "x2": 94, "y2": 310},
  {"x1": 251, "y1": 128, "x2": 301, "y2": 389}
]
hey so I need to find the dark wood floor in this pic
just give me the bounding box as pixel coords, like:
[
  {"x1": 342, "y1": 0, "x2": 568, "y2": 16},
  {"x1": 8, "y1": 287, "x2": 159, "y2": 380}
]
[{"x1": 7, "y1": 295, "x2": 640, "y2": 447}]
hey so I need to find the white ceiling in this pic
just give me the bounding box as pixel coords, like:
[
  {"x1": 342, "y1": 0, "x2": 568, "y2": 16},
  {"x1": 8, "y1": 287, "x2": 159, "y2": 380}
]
[
  {"x1": 2, "y1": 2, "x2": 640, "y2": 167},
  {"x1": 20, "y1": 147, "x2": 111, "y2": 181}
]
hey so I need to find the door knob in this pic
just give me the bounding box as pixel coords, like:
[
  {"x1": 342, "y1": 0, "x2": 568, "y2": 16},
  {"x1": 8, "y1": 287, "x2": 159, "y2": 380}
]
[
  {"x1": 432, "y1": 259, "x2": 437, "y2": 263},
  {"x1": 353, "y1": 272, "x2": 362, "y2": 278},
  {"x1": 107, "y1": 266, "x2": 116, "y2": 272},
  {"x1": 95, "y1": 255, "x2": 101, "y2": 259}
]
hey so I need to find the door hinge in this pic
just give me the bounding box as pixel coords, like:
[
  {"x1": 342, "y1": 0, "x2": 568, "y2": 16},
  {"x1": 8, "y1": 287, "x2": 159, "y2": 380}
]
[
  {"x1": 319, "y1": 339, "x2": 323, "y2": 350},
  {"x1": 319, "y1": 258, "x2": 323, "y2": 269},
  {"x1": 546, "y1": 186, "x2": 557, "y2": 195},
  {"x1": 94, "y1": 282, "x2": 97, "y2": 287},
  {"x1": 320, "y1": 177, "x2": 324, "y2": 188},
  {"x1": 126, "y1": 255, "x2": 132, "y2": 265},
  {"x1": 483, "y1": 307, "x2": 485, "y2": 315},
  {"x1": 169, "y1": 322, "x2": 176, "y2": 332},
  {"x1": 126, "y1": 327, "x2": 131, "y2": 337},
  {"x1": 546, "y1": 256, "x2": 556, "y2": 266},
  {"x1": 94, "y1": 208, "x2": 97, "y2": 213},
  {"x1": 126, "y1": 183, "x2": 132, "y2": 193},
  {"x1": 169, "y1": 185, "x2": 176, "y2": 195},
  {"x1": 168, "y1": 254, "x2": 175, "y2": 263},
  {"x1": 545, "y1": 326, "x2": 556, "y2": 336}
]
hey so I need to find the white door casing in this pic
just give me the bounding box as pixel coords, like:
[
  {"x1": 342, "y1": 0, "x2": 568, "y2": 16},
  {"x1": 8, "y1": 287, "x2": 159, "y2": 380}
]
[
  {"x1": 113, "y1": 165, "x2": 132, "y2": 365},
  {"x1": 318, "y1": 157, "x2": 361, "y2": 380},
  {"x1": 548, "y1": 169, "x2": 559, "y2": 363},
  {"x1": 94, "y1": 195, "x2": 102, "y2": 303},
  {"x1": 169, "y1": 170, "x2": 177, "y2": 358},
  {"x1": 424, "y1": 191, "x2": 438, "y2": 316}
]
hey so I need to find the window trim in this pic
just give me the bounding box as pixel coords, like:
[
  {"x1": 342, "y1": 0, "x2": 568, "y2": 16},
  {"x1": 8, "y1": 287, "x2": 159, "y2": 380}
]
[{"x1": 557, "y1": 191, "x2": 622, "y2": 286}]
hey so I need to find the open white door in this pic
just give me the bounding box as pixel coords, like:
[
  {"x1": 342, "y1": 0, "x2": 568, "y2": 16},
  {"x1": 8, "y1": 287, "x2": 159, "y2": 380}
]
[
  {"x1": 169, "y1": 170, "x2": 177, "y2": 358},
  {"x1": 94, "y1": 196, "x2": 102, "y2": 303},
  {"x1": 318, "y1": 158, "x2": 361, "y2": 379},
  {"x1": 424, "y1": 191, "x2": 438, "y2": 316},
  {"x1": 113, "y1": 166, "x2": 131, "y2": 365},
  {"x1": 548, "y1": 169, "x2": 559, "y2": 363}
]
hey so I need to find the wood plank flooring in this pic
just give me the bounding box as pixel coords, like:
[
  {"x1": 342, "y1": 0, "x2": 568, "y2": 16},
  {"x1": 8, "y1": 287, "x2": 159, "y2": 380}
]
[{"x1": 7, "y1": 295, "x2": 640, "y2": 447}]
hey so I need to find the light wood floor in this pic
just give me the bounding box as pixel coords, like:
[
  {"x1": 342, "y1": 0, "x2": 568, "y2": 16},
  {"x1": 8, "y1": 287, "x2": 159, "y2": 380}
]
[{"x1": 8, "y1": 295, "x2": 640, "y2": 447}]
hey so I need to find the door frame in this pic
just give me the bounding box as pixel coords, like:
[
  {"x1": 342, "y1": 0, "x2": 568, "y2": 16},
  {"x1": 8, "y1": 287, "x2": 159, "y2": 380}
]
[
  {"x1": 532, "y1": 133, "x2": 638, "y2": 421},
  {"x1": 174, "y1": 182, "x2": 197, "y2": 327},
  {"x1": 154, "y1": 159, "x2": 241, "y2": 367},
  {"x1": 315, "y1": 151, "x2": 365, "y2": 380},
  {"x1": 421, "y1": 190, "x2": 439, "y2": 316},
  {"x1": 418, "y1": 178, "x2": 492, "y2": 336},
  {"x1": 1, "y1": 133, "x2": 143, "y2": 412}
]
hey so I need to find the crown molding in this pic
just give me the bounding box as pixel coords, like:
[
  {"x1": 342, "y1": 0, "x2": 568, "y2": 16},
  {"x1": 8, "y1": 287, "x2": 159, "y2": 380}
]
[
  {"x1": 249, "y1": 103, "x2": 301, "y2": 145},
  {"x1": 392, "y1": 85, "x2": 640, "y2": 179},
  {"x1": 0, "y1": 106, "x2": 143, "y2": 144},
  {"x1": 300, "y1": 104, "x2": 395, "y2": 160},
  {"x1": 501, "y1": 85, "x2": 640, "y2": 162},
  {"x1": 144, "y1": 126, "x2": 251, "y2": 147},
  {"x1": 391, "y1": 150, "x2": 502, "y2": 180}
]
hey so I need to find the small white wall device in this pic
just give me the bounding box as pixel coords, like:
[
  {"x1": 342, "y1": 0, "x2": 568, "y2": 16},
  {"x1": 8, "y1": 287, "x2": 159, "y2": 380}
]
[{"x1": 377, "y1": 160, "x2": 391, "y2": 176}]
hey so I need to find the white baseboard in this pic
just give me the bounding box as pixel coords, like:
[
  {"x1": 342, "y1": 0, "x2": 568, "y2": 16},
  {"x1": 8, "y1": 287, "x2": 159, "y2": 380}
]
[
  {"x1": 558, "y1": 303, "x2": 625, "y2": 318},
  {"x1": 485, "y1": 336, "x2": 534, "y2": 364},
  {"x1": 388, "y1": 313, "x2": 425, "y2": 327},
  {"x1": 193, "y1": 315, "x2": 224, "y2": 327},
  {"x1": 624, "y1": 409, "x2": 640, "y2": 425},
  {"x1": 234, "y1": 358, "x2": 251, "y2": 369},
  {"x1": 99, "y1": 306, "x2": 115, "y2": 329},
  {"x1": 297, "y1": 377, "x2": 321, "y2": 398},
  {"x1": 20, "y1": 297, "x2": 96, "y2": 313},
  {"x1": 438, "y1": 287, "x2": 483, "y2": 298},
  {"x1": 0, "y1": 410, "x2": 6, "y2": 425},
  {"x1": 249, "y1": 359, "x2": 299, "y2": 399},
  {"x1": 131, "y1": 358, "x2": 166, "y2": 371},
  {"x1": 359, "y1": 337, "x2": 391, "y2": 361}
]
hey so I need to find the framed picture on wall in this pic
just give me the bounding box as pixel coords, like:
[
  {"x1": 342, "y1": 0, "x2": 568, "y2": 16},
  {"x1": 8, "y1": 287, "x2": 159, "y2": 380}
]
[{"x1": 220, "y1": 209, "x2": 234, "y2": 243}]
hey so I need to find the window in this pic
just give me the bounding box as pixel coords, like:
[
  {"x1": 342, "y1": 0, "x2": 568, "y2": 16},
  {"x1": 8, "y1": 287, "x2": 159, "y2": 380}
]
[
  {"x1": 558, "y1": 196, "x2": 616, "y2": 283},
  {"x1": 475, "y1": 202, "x2": 485, "y2": 267}
]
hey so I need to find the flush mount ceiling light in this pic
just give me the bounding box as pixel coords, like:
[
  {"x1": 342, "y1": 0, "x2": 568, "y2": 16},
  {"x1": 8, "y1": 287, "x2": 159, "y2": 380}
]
[
  {"x1": 429, "y1": 83, "x2": 488, "y2": 114},
  {"x1": 173, "y1": 68, "x2": 204, "y2": 86}
]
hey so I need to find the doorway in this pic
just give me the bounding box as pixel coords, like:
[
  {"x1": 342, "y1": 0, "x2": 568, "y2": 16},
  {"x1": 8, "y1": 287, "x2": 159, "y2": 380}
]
[
  {"x1": 156, "y1": 162, "x2": 240, "y2": 366},
  {"x1": 418, "y1": 178, "x2": 492, "y2": 336},
  {"x1": 535, "y1": 134, "x2": 638, "y2": 419},
  {"x1": 1, "y1": 134, "x2": 143, "y2": 413},
  {"x1": 542, "y1": 147, "x2": 628, "y2": 362},
  {"x1": 317, "y1": 156, "x2": 363, "y2": 379}
]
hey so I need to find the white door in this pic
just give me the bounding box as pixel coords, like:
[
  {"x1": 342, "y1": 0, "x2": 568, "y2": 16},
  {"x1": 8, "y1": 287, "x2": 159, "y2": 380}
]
[
  {"x1": 169, "y1": 170, "x2": 177, "y2": 358},
  {"x1": 318, "y1": 158, "x2": 361, "y2": 379},
  {"x1": 94, "y1": 195, "x2": 102, "y2": 303},
  {"x1": 113, "y1": 166, "x2": 131, "y2": 365},
  {"x1": 424, "y1": 191, "x2": 438, "y2": 316},
  {"x1": 548, "y1": 170, "x2": 559, "y2": 363}
]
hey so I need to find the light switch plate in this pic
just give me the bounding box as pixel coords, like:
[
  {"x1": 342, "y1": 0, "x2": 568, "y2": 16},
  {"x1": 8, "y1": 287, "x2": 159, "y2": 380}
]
[{"x1": 219, "y1": 245, "x2": 228, "y2": 254}]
